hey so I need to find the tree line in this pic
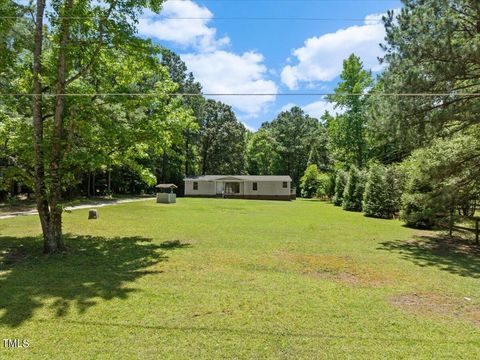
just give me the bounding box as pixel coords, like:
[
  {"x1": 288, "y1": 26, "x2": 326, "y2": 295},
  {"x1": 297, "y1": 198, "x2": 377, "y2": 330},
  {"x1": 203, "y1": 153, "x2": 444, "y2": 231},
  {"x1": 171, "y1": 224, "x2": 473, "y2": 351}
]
[
  {"x1": 1, "y1": 0, "x2": 479, "y2": 252},
  {"x1": 300, "y1": 0, "x2": 480, "y2": 233}
]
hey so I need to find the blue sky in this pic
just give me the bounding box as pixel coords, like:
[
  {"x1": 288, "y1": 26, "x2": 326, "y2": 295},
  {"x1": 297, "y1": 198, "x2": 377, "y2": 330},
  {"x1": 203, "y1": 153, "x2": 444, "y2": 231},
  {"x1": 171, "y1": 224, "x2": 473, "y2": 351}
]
[{"x1": 138, "y1": 0, "x2": 402, "y2": 130}]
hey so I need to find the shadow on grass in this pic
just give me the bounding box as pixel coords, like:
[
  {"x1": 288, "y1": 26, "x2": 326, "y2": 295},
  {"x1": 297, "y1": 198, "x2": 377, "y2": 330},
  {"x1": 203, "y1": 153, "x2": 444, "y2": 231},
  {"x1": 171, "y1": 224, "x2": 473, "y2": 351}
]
[
  {"x1": 159, "y1": 240, "x2": 191, "y2": 249},
  {"x1": 378, "y1": 234, "x2": 480, "y2": 278},
  {"x1": 0, "y1": 234, "x2": 188, "y2": 327}
]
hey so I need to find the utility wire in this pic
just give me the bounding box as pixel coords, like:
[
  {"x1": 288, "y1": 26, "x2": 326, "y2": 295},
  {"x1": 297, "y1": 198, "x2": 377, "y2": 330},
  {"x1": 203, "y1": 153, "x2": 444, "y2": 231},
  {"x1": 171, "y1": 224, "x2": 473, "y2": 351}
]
[
  {"x1": 169, "y1": 0, "x2": 396, "y2": 1},
  {"x1": 1, "y1": 93, "x2": 479, "y2": 97},
  {"x1": 1, "y1": 16, "x2": 384, "y2": 22}
]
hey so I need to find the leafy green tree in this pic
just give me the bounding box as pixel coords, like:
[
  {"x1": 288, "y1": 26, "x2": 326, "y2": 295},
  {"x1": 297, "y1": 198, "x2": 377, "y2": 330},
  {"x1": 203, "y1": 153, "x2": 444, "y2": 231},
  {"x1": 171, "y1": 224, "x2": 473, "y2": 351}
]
[
  {"x1": 363, "y1": 164, "x2": 388, "y2": 218},
  {"x1": 160, "y1": 49, "x2": 203, "y2": 177},
  {"x1": 1, "y1": 0, "x2": 190, "y2": 253},
  {"x1": 368, "y1": 1, "x2": 480, "y2": 164},
  {"x1": 316, "y1": 173, "x2": 333, "y2": 200},
  {"x1": 342, "y1": 165, "x2": 366, "y2": 212},
  {"x1": 0, "y1": 1, "x2": 20, "y2": 76},
  {"x1": 363, "y1": 163, "x2": 405, "y2": 219},
  {"x1": 300, "y1": 164, "x2": 321, "y2": 198},
  {"x1": 198, "y1": 100, "x2": 247, "y2": 175},
  {"x1": 332, "y1": 170, "x2": 348, "y2": 206},
  {"x1": 265, "y1": 106, "x2": 326, "y2": 189},
  {"x1": 307, "y1": 123, "x2": 330, "y2": 172},
  {"x1": 326, "y1": 54, "x2": 373, "y2": 169},
  {"x1": 401, "y1": 177, "x2": 444, "y2": 230},
  {"x1": 0, "y1": 105, "x2": 33, "y2": 197},
  {"x1": 161, "y1": 49, "x2": 199, "y2": 94},
  {"x1": 381, "y1": 2, "x2": 480, "y2": 138},
  {"x1": 365, "y1": 1, "x2": 480, "y2": 229},
  {"x1": 384, "y1": 166, "x2": 405, "y2": 218},
  {"x1": 365, "y1": 81, "x2": 416, "y2": 164},
  {"x1": 324, "y1": 173, "x2": 336, "y2": 200},
  {"x1": 400, "y1": 130, "x2": 480, "y2": 229},
  {"x1": 246, "y1": 128, "x2": 280, "y2": 175}
]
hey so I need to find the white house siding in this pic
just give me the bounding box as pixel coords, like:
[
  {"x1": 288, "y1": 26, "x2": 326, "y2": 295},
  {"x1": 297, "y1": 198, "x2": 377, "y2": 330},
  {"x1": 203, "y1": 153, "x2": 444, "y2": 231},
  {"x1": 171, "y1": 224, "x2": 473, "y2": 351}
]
[
  {"x1": 243, "y1": 181, "x2": 290, "y2": 197},
  {"x1": 185, "y1": 180, "x2": 215, "y2": 196},
  {"x1": 184, "y1": 176, "x2": 293, "y2": 201}
]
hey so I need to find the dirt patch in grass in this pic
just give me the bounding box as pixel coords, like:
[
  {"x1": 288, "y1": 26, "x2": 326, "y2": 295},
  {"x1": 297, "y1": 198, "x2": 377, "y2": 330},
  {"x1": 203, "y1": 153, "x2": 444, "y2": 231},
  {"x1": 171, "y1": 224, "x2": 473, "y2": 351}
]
[
  {"x1": 280, "y1": 253, "x2": 390, "y2": 287},
  {"x1": 282, "y1": 253, "x2": 351, "y2": 269},
  {"x1": 390, "y1": 293, "x2": 480, "y2": 326},
  {"x1": 305, "y1": 269, "x2": 361, "y2": 285}
]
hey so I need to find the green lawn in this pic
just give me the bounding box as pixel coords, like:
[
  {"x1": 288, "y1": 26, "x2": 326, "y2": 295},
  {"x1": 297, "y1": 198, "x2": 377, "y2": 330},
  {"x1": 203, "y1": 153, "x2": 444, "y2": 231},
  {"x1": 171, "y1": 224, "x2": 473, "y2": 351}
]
[{"x1": 0, "y1": 199, "x2": 478, "y2": 359}]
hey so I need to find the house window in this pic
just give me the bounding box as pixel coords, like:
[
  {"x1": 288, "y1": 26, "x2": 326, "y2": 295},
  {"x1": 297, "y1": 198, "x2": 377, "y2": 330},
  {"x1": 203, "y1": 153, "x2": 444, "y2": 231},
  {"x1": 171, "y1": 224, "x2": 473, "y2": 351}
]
[
  {"x1": 282, "y1": 182, "x2": 288, "y2": 188},
  {"x1": 193, "y1": 182, "x2": 198, "y2": 190},
  {"x1": 253, "y1": 182, "x2": 258, "y2": 191}
]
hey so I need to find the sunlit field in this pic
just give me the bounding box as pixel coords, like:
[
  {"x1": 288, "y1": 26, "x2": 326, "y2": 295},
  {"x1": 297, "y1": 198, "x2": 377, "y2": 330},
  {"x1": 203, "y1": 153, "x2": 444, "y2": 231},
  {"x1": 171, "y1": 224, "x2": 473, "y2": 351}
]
[{"x1": 0, "y1": 199, "x2": 478, "y2": 359}]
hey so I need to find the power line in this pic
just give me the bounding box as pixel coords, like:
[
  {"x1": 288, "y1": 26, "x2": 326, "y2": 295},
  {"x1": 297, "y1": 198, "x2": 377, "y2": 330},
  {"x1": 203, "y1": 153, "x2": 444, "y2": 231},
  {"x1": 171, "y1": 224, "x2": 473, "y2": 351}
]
[
  {"x1": 1, "y1": 16, "x2": 384, "y2": 22},
  {"x1": 175, "y1": 0, "x2": 395, "y2": 1},
  {"x1": 1, "y1": 93, "x2": 479, "y2": 97}
]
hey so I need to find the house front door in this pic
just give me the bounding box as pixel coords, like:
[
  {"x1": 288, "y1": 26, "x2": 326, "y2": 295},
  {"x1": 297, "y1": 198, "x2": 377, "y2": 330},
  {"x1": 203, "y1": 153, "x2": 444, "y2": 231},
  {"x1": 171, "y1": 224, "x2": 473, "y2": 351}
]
[{"x1": 216, "y1": 182, "x2": 224, "y2": 195}]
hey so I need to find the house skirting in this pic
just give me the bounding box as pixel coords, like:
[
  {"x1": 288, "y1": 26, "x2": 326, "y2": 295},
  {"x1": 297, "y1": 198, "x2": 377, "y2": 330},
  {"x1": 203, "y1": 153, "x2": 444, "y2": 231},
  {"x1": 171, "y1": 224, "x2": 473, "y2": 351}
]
[
  {"x1": 184, "y1": 195, "x2": 217, "y2": 198},
  {"x1": 185, "y1": 194, "x2": 293, "y2": 201}
]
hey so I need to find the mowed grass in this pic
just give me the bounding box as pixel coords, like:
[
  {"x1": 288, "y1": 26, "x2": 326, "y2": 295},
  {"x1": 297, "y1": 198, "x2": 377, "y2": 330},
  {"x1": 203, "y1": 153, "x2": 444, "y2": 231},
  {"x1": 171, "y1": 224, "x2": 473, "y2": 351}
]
[{"x1": 0, "y1": 199, "x2": 479, "y2": 359}]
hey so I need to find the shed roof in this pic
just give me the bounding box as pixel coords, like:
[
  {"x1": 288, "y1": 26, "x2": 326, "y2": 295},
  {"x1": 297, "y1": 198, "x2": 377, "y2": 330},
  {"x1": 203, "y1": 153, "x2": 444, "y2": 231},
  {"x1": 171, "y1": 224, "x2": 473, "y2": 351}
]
[
  {"x1": 155, "y1": 184, "x2": 178, "y2": 189},
  {"x1": 184, "y1": 175, "x2": 292, "y2": 182}
]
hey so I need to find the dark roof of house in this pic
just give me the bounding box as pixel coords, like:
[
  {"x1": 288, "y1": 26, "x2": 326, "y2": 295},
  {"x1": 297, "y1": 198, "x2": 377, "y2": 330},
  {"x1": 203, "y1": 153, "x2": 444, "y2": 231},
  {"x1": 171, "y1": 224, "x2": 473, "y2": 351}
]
[{"x1": 184, "y1": 175, "x2": 292, "y2": 182}]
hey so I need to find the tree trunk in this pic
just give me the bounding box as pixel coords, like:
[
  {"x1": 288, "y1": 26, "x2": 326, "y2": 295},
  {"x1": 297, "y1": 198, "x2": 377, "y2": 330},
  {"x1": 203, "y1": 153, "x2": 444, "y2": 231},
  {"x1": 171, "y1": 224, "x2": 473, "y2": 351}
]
[
  {"x1": 45, "y1": 0, "x2": 74, "y2": 253},
  {"x1": 185, "y1": 132, "x2": 190, "y2": 176},
  {"x1": 92, "y1": 172, "x2": 96, "y2": 196},
  {"x1": 9, "y1": 180, "x2": 15, "y2": 197},
  {"x1": 107, "y1": 170, "x2": 111, "y2": 194},
  {"x1": 87, "y1": 172, "x2": 91, "y2": 197},
  {"x1": 201, "y1": 144, "x2": 208, "y2": 175},
  {"x1": 162, "y1": 151, "x2": 167, "y2": 182},
  {"x1": 449, "y1": 208, "x2": 454, "y2": 238},
  {"x1": 32, "y1": 0, "x2": 53, "y2": 252}
]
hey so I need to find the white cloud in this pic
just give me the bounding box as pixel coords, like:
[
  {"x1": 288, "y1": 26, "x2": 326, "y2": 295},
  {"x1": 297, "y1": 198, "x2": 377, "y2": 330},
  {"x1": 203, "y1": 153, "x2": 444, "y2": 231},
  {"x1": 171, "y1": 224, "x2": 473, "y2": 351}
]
[
  {"x1": 242, "y1": 122, "x2": 257, "y2": 132},
  {"x1": 138, "y1": 1, "x2": 229, "y2": 52},
  {"x1": 281, "y1": 103, "x2": 297, "y2": 112},
  {"x1": 303, "y1": 99, "x2": 342, "y2": 118},
  {"x1": 138, "y1": 1, "x2": 278, "y2": 118},
  {"x1": 281, "y1": 98, "x2": 343, "y2": 119},
  {"x1": 182, "y1": 51, "x2": 278, "y2": 116},
  {"x1": 281, "y1": 13, "x2": 386, "y2": 90}
]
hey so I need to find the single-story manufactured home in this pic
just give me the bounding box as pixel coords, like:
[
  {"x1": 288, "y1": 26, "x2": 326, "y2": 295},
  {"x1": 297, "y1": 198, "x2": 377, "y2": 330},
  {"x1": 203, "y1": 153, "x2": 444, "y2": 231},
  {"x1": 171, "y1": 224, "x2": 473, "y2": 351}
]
[{"x1": 184, "y1": 175, "x2": 295, "y2": 201}]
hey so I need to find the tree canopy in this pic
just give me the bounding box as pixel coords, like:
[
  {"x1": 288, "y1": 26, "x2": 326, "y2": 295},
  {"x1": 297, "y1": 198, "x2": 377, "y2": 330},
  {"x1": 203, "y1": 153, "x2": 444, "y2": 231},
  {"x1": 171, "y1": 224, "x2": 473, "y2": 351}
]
[{"x1": 326, "y1": 54, "x2": 372, "y2": 169}]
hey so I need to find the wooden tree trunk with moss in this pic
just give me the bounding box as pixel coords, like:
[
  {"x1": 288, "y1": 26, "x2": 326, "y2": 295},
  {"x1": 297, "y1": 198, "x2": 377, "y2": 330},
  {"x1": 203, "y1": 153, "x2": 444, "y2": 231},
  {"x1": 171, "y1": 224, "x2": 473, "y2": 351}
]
[
  {"x1": 28, "y1": 0, "x2": 167, "y2": 253},
  {"x1": 32, "y1": 0, "x2": 73, "y2": 253},
  {"x1": 47, "y1": 0, "x2": 73, "y2": 252},
  {"x1": 449, "y1": 208, "x2": 454, "y2": 237},
  {"x1": 32, "y1": 0, "x2": 53, "y2": 253},
  {"x1": 107, "y1": 170, "x2": 112, "y2": 194}
]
